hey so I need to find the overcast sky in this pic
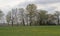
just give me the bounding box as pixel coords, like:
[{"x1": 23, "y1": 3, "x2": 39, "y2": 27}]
[{"x1": 0, "y1": 0, "x2": 60, "y2": 14}]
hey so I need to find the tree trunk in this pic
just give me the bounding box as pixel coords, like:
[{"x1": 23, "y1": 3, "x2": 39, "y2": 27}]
[
  {"x1": 58, "y1": 16, "x2": 59, "y2": 25},
  {"x1": 39, "y1": 19, "x2": 42, "y2": 25},
  {"x1": 27, "y1": 17, "x2": 28, "y2": 26},
  {"x1": 17, "y1": 22, "x2": 19, "y2": 26},
  {"x1": 11, "y1": 19, "x2": 13, "y2": 27},
  {"x1": 12, "y1": 18, "x2": 13, "y2": 27},
  {"x1": 22, "y1": 19, "x2": 25, "y2": 26},
  {"x1": 8, "y1": 22, "x2": 9, "y2": 26},
  {"x1": 30, "y1": 17, "x2": 32, "y2": 26}
]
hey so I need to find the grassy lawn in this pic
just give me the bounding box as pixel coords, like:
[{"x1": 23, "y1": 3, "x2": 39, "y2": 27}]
[{"x1": 0, "y1": 26, "x2": 60, "y2": 36}]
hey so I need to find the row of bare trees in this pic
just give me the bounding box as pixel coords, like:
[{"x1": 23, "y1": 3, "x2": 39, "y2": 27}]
[{"x1": 0, "y1": 4, "x2": 60, "y2": 26}]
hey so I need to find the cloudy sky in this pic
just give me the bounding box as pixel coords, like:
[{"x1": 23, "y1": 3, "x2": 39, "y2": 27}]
[{"x1": 0, "y1": 0, "x2": 60, "y2": 14}]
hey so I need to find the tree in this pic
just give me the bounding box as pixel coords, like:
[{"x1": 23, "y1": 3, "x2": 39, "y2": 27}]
[
  {"x1": 6, "y1": 11, "x2": 11, "y2": 25},
  {"x1": 54, "y1": 11, "x2": 60, "y2": 25},
  {"x1": 13, "y1": 8, "x2": 18, "y2": 26},
  {"x1": 19, "y1": 8, "x2": 25, "y2": 26},
  {"x1": 0, "y1": 10, "x2": 4, "y2": 24},
  {"x1": 25, "y1": 14, "x2": 29, "y2": 26},
  {"x1": 39, "y1": 10, "x2": 48, "y2": 25},
  {"x1": 26, "y1": 4, "x2": 37, "y2": 26},
  {"x1": 0, "y1": 10, "x2": 4, "y2": 18},
  {"x1": 47, "y1": 14, "x2": 56, "y2": 25},
  {"x1": 11, "y1": 9, "x2": 15, "y2": 26}
]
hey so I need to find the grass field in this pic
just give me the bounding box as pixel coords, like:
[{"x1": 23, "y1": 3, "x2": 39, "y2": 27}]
[{"x1": 0, "y1": 26, "x2": 60, "y2": 36}]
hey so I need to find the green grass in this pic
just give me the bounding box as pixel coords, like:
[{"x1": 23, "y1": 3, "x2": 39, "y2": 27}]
[{"x1": 0, "y1": 26, "x2": 60, "y2": 36}]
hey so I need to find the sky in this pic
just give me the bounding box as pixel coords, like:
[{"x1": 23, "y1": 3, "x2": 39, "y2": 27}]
[{"x1": 0, "y1": 0, "x2": 60, "y2": 14}]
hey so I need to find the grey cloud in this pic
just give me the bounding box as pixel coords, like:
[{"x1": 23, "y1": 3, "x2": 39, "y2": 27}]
[
  {"x1": 17, "y1": 0, "x2": 60, "y2": 7},
  {"x1": 16, "y1": 1, "x2": 33, "y2": 8},
  {"x1": 45, "y1": 7, "x2": 57, "y2": 11},
  {"x1": 14, "y1": 0, "x2": 60, "y2": 12},
  {"x1": 34, "y1": 0, "x2": 60, "y2": 4}
]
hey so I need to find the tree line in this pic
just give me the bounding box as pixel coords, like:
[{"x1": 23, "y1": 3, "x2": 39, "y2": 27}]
[{"x1": 0, "y1": 4, "x2": 60, "y2": 26}]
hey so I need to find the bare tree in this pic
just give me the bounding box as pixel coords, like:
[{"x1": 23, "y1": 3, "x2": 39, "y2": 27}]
[
  {"x1": 54, "y1": 11, "x2": 60, "y2": 25},
  {"x1": 0, "y1": 10, "x2": 4, "y2": 22},
  {"x1": 19, "y1": 8, "x2": 25, "y2": 26},
  {"x1": 6, "y1": 11, "x2": 11, "y2": 25}
]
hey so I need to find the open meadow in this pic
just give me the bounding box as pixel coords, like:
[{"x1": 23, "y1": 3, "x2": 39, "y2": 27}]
[{"x1": 0, "y1": 26, "x2": 60, "y2": 36}]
